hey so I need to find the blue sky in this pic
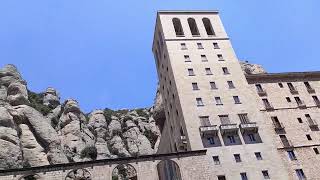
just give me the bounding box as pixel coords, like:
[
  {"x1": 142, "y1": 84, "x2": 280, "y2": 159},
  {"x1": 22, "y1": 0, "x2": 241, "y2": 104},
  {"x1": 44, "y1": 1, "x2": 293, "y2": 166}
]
[{"x1": 0, "y1": 0, "x2": 319, "y2": 112}]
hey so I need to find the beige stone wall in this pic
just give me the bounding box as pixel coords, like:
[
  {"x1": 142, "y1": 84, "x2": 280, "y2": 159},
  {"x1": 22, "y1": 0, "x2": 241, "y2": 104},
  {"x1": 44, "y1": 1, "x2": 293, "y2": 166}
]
[
  {"x1": 0, "y1": 151, "x2": 214, "y2": 180},
  {"x1": 248, "y1": 78, "x2": 320, "y2": 180},
  {"x1": 153, "y1": 11, "x2": 289, "y2": 180}
]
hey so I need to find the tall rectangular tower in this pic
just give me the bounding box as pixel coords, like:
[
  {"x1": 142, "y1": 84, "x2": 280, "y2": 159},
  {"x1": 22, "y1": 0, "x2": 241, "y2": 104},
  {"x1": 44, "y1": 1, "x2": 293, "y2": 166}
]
[{"x1": 152, "y1": 10, "x2": 288, "y2": 179}]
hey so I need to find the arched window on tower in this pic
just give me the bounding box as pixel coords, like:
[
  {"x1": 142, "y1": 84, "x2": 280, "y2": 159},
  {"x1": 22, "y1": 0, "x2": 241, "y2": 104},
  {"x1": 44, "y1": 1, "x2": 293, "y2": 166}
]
[
  {"x1": 157, "y1": 160, "x2": 182, "y2": 180},
  {"x1": 202, "y1": 18, "x2": 215, "y2": 36},
  {"x1": 187, "y1": 18, "x2": 200, "y2": 36},
  {"x1": 112, "y1": 164, "x2": 138, "y2": 180},
  {"x1": 172, "y1": 18, "x2": 184, "y2": 36}
]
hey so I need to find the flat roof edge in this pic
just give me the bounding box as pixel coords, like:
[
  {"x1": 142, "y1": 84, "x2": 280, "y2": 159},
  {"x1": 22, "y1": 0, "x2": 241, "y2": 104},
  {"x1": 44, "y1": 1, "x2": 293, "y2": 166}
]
[{"x1": 157, "y1": 10, "x2": 219, "y2": 14}]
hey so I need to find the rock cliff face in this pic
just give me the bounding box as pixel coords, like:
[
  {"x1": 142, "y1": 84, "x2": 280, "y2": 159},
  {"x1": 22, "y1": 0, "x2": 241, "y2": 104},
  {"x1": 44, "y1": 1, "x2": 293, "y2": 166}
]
[
  {"x1": 240, "y1": 61, "x2": 267, "y2": 75},
  {"x1": 0, "y1": 64, "x2": 161, "y2": 169}
]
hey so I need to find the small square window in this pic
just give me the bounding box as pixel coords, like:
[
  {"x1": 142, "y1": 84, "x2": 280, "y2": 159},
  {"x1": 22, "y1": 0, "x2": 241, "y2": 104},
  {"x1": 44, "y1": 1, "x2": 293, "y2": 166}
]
[
  {"x1": 262, "y1": 170, "x2": 270, "y2": 179},
  {"x1": 306, "y1": 134, "x2": 312, "y2": 140},
  {"x1": 217, "y1": 54, "x2": 224, "y2": 61},
  {"x1": 197, "y1": 43, "x2": 204, "y2": 49},
  {"x1": 210, "y1": 82, "x2": 217, "y2": 89},
  {"x1": 199, "y1": 116, "x2": 211, "y2": 126},
  {"x1": 205, "y1": 68, "x2": 213, "y2": 75},
  {"x1": 234, "y1": 154, "x2": 241, "y2": 162},
  {"x1": 207, "y1": 137, "x2": 215, "y2": 144},
  {"x1": 196, "y1": 98, "x2": 204, "y2": 106},
  {"x1": 181, "y1": 43, "x2": 187, "y2": 50},
  {"x1": 255, "y1": 152, "x2": 263, "y2": 160},
  {"x1": 201, "y1": 55, "x2": 208, "y2": 62},
  {"x1": 286, "y1": 97, "x2": 291, "y2": 102},
  {"x1": 192, "y1": 82, "x2": 199, "y2": 90},
  {"x1": 215, "y1": 97, "x2": 223, "y2": 105},
  {"x1": 222, "y1": 67, "x2": 230, "y2": 74},
  {"x1": 212, "y1": 156, "x2": 220, "y2": 165},
  {"x1": 278, "y1": 83, "x2": 284, "y2": 88},
  {"x1": 240, "y1": 173, "x2": 248, "y2": 180},
  {"x1": 213, "y1": 42, "x2": 220, "y2": 49},
  {"x1": 313, "y1": 148, "x2": 319, "y2": 154},
  {"x1": 227, "y1": 81, "x2": 235, "y2": 89},
  {"x1": 184, "y1": 55, "x2": 191, "y2": 62},
  {"x1": 297, "y1": 118, "x2": 303, "y2": 123},
  {"x1": 233, "y1": 96, "x2": 241, "y2": 104},
  {"x1": 188, "y1": 68, "x2": 195, "y2": 76}
]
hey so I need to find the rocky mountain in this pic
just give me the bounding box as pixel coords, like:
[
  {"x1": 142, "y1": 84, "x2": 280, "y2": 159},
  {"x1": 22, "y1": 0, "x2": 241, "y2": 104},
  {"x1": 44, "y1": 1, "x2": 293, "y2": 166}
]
[
  {"x1": 240, "y1": 61, "x2": 267, "y2": 75},
  {"x1": 0, "y1": 64, "x2": 161, "y2": 170}
]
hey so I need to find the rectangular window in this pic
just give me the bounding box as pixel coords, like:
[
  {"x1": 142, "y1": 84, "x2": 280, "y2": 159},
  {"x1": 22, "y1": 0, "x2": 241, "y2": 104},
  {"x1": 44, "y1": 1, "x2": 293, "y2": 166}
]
[
  {"x1": 314, "y1": 148, "x2": 319, "y2": 154},
  {"x1": 192, "y1": 82, "x2": 199, "y2": 90},
  {"x1": 304, "y1": 81, "x2": 312, "y2": 90},
  {"x1": 287, "y1": 150, "x2": 297, "y2": 160},
  {"x1": 233, "y1": 96, "x2": 241, "y2": 104},
  {"x1": 294, "y1": 97, "x2": 303, "y2": 105},
  {"x1": 312, "y1": 96, "x2": 320, "y2": 105},
  {"x1": 240, "y1": 173, "x2": 248, "y2": 180},
  {"x1": 218, "y1": 176, "x2": 226, "y2": 180},
  {"x1": 287, "y1": 82, "x2": 296, "y2": 91},
  {"x1": 213, "y1": 42, "x2": 220, "y2": 49},
  {"x1": 227, "y1": 135, "x2": 236, "y2": 143},
  {"x1": 234, "y1": 154, "x2": 241, "y2": 162},
  {"x1": 219, "y1": 115, "x2": 230, "y2": 124},
  {"x1": 205, "y1": 68, "x2": 213, "y2": 75},
  {"x1": 180, "y1": 43, "x2": 187, "y2": 50},
  {"x1": 262, "y1": 171, "x2": 270, "y2": 179},
  {"x1": 255, "y1": 152, "x2": 263, "y2": 160},
  {"x1": 196, "y1": 98, "x2": 204, "y2": 106},
  {"x1": 188, "y1": 68, "x2": 195, "y2": 76},
  {"x1": 262, "y1": 99, "x2": 272, "y2": 109},
  {"x1": 227, "y1": 81, "x2": 235, "y2": 89},
  {"x1": 207, "y1": 137, "x2": 215, "y2": 144},
  {"x1": 297, "y1": 118, "x2": 303, "y2": 123},
  {"x1": 201, "y1": 55, "x2": 208, "y2": 62},
  {"x1": 255, "y1": 84, "x2": 263, "y2": 92},
  {"x1": 212, "y1": 156, "x2": 220, "y2": 165},
  {"x1": 197, "y1": 43, "x2": 204, "y2": 49},
  {"x1": 184, "y1": 55, "x2": 191, "y2": 62},
  {"x1": 215, "y1": 97, "x2": 223, "y2": 105},
  {"x1": 295, "y1": 169, "x2": 306, "y2": 180},
  {"x1": 210, "y1": 82, "x2": 217, "y2": 89},
  {"x1": 286, "y1": 97, "x2": 291, "y2": 102},
  {"x1": 222, "y1": 67, "x2": 230, "y2": 74},
  {"x1": 306, "y1": 134, "x2": 312, "y2": 140},
  {"x1": 217, "y1": 54, "x2": 224, "y2": 61},
  {"x1": 278, "y1": 83, "x2": 283, "y2": 88},
  {"x1": 199, "y1": 116, "x2": 211, "y2": 126},
  {"x1": 280, "y1": 135, "x2": 291, "y2": 147},
  {"x1": 238, "y1": 113, "x2": 249, "y2": 124}
]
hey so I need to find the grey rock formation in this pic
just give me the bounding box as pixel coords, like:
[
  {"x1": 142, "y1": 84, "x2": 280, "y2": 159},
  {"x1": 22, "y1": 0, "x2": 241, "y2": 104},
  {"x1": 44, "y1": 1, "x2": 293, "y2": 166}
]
[
  {"x1": 43, "y1": 87, "x2": 60, "y2": 107},
  {"x1": 0, "y1": 64, "x2": 161, "y2": 169},
  {"x1": 0, "y1": 64, "x2": 25, "y2": 87},
  {"x1": 152, "y1": 87, "x2": 165, "y2": 127},
  {"x1": 59, "y1": 99, "x2": 95, "y2": 162},
  {"x1": 240, "y1": 61, "x2": 267, "y2": 75},
  {"x1": 7, "y1": 82, "x2": 29, "y2": 106}
]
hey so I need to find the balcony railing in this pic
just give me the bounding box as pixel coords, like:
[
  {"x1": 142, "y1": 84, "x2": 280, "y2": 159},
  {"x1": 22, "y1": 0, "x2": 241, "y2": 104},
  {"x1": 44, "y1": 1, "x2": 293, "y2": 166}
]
[
  {"x1": 307, "y1": 88, "x2": 316, "y2": 94},
  {"x1": 297, "y1": 100, "x2": 307, "y2": 109},
  {"x1": 281, "y1": 139, "x2": 294, "y2": 148},
  {"x1": 257, "y1": 89, "x2": 267, "y2": 96},
  {"x1": 239, "y1": 122, "x2": 259, "y2": 134},
  {"x1": 220, "y1": 123, "x2": 238, "y2": 135},
  {"x1": 274, "y1": 122, "x2": 285, "y2": 131},
  {"x1": 289, "y1": 88, "x2": 299, "y2": 94},
  {"x1": 308, "y1": 119, "x2": 318, "y2": 129},
  {"x1": 199, "y1": 125, "x2": 219, "y2": 137}
]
